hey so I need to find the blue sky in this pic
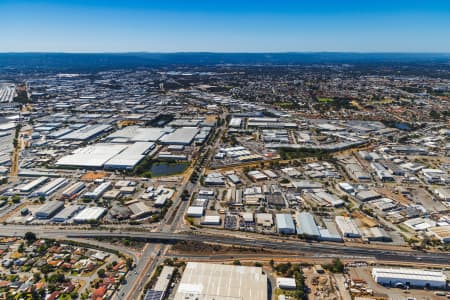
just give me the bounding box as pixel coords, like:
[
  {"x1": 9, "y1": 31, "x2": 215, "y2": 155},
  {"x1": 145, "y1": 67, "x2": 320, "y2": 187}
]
[{"x1": 1, "y1": 0, "x2": 450, "y2": 52}]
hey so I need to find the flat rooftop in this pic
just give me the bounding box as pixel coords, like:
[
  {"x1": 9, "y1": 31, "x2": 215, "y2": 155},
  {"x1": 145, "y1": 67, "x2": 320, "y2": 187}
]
[{"x1": 174, "y1": 262, "x2": 267, "y2": 300}]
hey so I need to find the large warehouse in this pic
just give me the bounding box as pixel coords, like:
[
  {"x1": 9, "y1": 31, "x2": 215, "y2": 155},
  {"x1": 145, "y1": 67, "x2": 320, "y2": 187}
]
[
  {"x1": 160, "y1": 127, "x2": 199, "y2": 145},
  {"x1": 73, "y1": 207, "x2": 106, "y2": 223},
  {"x1": 372, "y1": 267, "x2": 447, "y2": 288},
  {"x1": 36, "y1": 201, "x2": 64, "y2": 219},
  {"x1": 295, "y1": 212, "x2": 320, "y2": 238},
  {"x1": 174, "y1": 262, "x2": 267, "y2": 300},
  {"x1": 105, "y1": 126, "x2": 166, "y2": 142},
  {"x1": 56, "y1": 142, "x2": 154, "y2": 169},
  {"x1": 276, "y1": 213, "x2": 296, "y2": 234}
]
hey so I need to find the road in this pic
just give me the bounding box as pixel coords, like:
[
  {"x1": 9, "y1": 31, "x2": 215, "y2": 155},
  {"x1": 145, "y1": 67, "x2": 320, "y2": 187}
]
[{"x1": 1, "y1": 225, "x2": 448, "y2": 266}]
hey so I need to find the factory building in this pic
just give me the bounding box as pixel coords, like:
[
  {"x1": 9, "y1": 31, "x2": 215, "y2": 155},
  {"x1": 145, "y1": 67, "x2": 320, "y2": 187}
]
[
  {"x1": 106, "y1": 126, "x2": 166, "y2": 142},
  {"x1": 277, "y1": 277, "x2": 297, "y2": 290},
  {"x1": 372, "y1": 267, "x2": 447, "y2": 288},
  {"x1": 276, "y1": 213, "x2": 296, "y2": 234},
  {"x1": 338, "y1": 182, "x2": 354, "y2": 194},
  {"x1": 59, "y1": 124, "x2": 112, "y2": 141},
  {"x1": 56, "y1": 142, "x2": 155, "y2": 170},
  {"x1": 51, "y1": 205, "x2": 83, "y2": 223},
  {"x1": 127, "y1": 201, "x2": 154, "y2": 220},
  {"x1": 62, "y1": 182, "x2": 86, "y2": 199},
  {"x1": 201, "y1": 215, "x2": 221, "y2": 225},
  {"x1": 33, "y1": 177, "x2": 69, "y2": 197},
  {"x1": 19, "y1": 176, "x2": 49, "y2": 193},
  {"x1": 36, "y1": 201, "x2": 65, "y2": 219},
  {"x1": 174, "y1": 262, "x2": 267, "y2": 300},
  {"x1": 428, "y1": 226, "x2": 450, "y2": 243},
  {"x1": 186, "y1": 206, "x2": 204, "y2": 218},
  {"x1": 144, "y1": 266, "x2": 175, "y2": 300},
  {"x1": 295, "y1": 212, "x2": 320, "y2": 239},
  {"x1": 84, "y1": 182, "x2": 112, "y2": 200},
  {"x1": 335, "y1": 216, "x2": 361, "y2": 238},
  {"x1": 73, "y1": 207, "x2": 106, "y2": 223},
  {"x1": 160, "y1": 127, "x2": 199, "y2": 145},
  {"x1": 104, "y1": 142, "x2": 155, "y2": 170}
]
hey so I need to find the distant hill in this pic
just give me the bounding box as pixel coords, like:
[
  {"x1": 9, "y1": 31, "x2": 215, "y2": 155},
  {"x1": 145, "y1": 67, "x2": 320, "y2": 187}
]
[{"x1": 0, "y1": 52, "x2": 449, "y2": 72}]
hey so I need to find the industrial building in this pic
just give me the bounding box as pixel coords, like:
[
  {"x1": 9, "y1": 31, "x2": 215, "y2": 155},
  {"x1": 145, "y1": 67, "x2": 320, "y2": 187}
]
[
  {"x1": 73, "y1": 207, "x2": 106, "y2": 223},
  {"x1": 104, "y1": 142, "x2": 155, "y2": 170},
  {"x1": 372, "y1": 267, "x2": 447, "y2": 288},
  {"x1": 144, "y1": 266, "x2": 175, "y2": 300},
  {"x1": 56, "y1": 142, "x2": 155, "y2": 170},
  {"x1": 174, "y1": 262, "x2": 267, "y2": 300},
  {"x1": 201, "y1": 215, "x2": 221, "y2": 225},
  {"x1": 314, "y1": 191, "x2": 344, "y2": 207},
  {"x1": 295, "y1": 212, "x2": 320, "y2": 238},
  {"x1": 428, "y1": 226, "x2": 450, "y2": 243},
  {"x1": 276, "y1": 213, "x2": 296, "y2": 234},
  {"x1": 19, "y1": 176, "x2": 49, "y2": 193},
  {"x1": 127, "y1": 201, "x2": 154, "y2": 220},
  {"x1": 33, "y1": 178, "x2": 69, "y2": 197},
  {"x1": 187, "y1": 206, "x2": 204, "y2": 217},
  {"x1": 62, "y1": 182, "x2": 86, "y2": 199},
  {"x1": 277, "y1": 277, "x2": 296, "y2": 290},
  {"x1": 335, "y1": 216, "x2": 361, "y2": 238},
  {"x1": 84, "y1": 182, "x2": 112, "y2": 200},
  {"x1": 106, "y1": 126, "x2": 166, "y2": 142},
  {"x1": 160, "y1": 127, "x2": 199, "y2": 145},
  {"x1": 59, "y1": 124, "x2": 112, "y2": 141},
  {"x1": 35, "y1": 201, "x2": 64, "y2": 219},
  {"x1": 51, "y1": 205, "x2": 83, "y2": 222}
]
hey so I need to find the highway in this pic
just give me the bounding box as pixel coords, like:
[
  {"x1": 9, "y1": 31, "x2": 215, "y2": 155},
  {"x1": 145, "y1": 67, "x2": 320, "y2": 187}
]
[{"x1": 2, "y1": 225, "x2": 448, "y2": 266}]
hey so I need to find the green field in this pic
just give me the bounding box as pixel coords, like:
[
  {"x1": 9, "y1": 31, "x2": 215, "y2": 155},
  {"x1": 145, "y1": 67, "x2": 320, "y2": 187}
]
[{"x1": 318, "y1": 97, "x2": 334, "y2": 103}]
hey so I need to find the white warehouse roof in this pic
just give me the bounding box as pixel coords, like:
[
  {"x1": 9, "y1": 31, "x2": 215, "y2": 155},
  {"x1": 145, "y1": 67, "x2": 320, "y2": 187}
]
[
  {"x1": 73, "y1": 207, "x2": 106, "y2": 223},
  {"x1": 174, "y1": 262, "x2": 267, "y2": 300}
]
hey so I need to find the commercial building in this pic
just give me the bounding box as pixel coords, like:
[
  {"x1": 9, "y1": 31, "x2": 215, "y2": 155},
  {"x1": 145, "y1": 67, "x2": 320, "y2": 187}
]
[
  {"x1": 174, "y1": 262, "x2": 267, "y2": 300},
  {"x1": 276, "y1": 213, "x2": 296, "y2": 234},
  {"x1": 372, "y1": 267, "x2": 447, "y2": 288},
  {"x1": 35, "y1": 201, "x2": 64, "y2": 219}
]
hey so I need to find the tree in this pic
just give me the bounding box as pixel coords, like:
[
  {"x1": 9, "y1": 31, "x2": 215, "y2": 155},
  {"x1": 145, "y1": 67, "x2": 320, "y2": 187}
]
[
  {"x1": 11, "y1": 195, "x2": 21, "y2": 203},
  {"x1": 126, "y1": 257, "x2": 133, "y2": 269},
  {"x1": 24, "y1": 232, "x2": 37, "y2": 244},
  {"x1": 324, "y1": 258, "x2": 344, "y2": 273},
  {"x1": 97, "y1": 268, "x2": 106, "y2": 278},
  {"x1": 232, "y1": 260, "x2": 241, "y2": 266}
]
